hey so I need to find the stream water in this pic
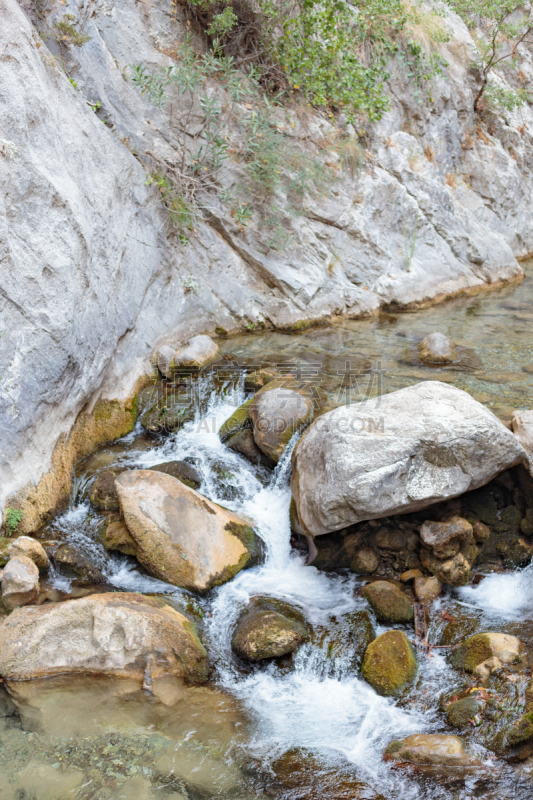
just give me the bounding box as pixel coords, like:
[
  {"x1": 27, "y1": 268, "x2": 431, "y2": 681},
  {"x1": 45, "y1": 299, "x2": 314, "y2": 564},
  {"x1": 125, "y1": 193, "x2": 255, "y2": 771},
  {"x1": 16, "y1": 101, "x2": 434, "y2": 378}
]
[{"x1": 1, "y1": 268, "x2": 533, "y2": 800}]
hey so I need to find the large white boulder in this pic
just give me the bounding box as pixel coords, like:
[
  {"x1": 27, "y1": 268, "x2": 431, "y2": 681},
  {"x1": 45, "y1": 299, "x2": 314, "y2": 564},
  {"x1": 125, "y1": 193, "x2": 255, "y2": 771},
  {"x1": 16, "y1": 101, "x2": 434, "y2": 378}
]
[
  {"x1": 0, "y1": 592, "x2": 208, "y2": 683},
  {"x1": 115, "y1": 470, "x2": 262, "y2": 592},
  {"x1": 291, "y1": 382, "x2": 527, "y2": 536}
]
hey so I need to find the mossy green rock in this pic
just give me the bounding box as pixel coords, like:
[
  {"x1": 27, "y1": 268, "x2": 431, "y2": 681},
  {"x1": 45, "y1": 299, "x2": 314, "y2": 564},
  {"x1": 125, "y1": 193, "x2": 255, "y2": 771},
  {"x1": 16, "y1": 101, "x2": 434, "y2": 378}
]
[
  {"x1": 219, "y1": 396, "x2": 254, "y2": 442},
  {"x1": 231, "y1": 597, "x2": 309, "y2": 661},
  {"x1": 446, "y1": 696, "x2": 483, "y2": 728},
  {"x1": 140, "y1": 393, "x2": 194, "y2": 434},
  {"x1": 362, "y1": 581, "x2": 414, "y2": 624},
  {"x1": 0, "y1": 538, "x2": 10, "y2": 567},
  {"x1": 450, "y1": 632, "x2": 524, "y2": 672},
  {"x1": 362, "y1": 630, "x2": 417, "y2": 696}
]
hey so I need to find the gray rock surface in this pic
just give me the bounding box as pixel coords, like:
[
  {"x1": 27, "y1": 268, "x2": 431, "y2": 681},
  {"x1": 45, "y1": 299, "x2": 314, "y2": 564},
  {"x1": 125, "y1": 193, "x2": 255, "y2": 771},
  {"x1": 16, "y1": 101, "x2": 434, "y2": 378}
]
[
  {"x1": 250, "y1": 387, "x2": 314, "y2": 463},
  {"x1": 158, "y1": 335, "x2": 220, "y2": 378},
  {"x1": 291, "y1": 382, "x2": 527, "y2": 536},
  {"x1": 2, "y1": 0, "x2": 532, "y2": 525},
  {"x1": 1, "y1": 556, "x2": 39, "y2": 610},
  {"x1": 0, "y1": 592, "x2": 208, "y2": 683}
]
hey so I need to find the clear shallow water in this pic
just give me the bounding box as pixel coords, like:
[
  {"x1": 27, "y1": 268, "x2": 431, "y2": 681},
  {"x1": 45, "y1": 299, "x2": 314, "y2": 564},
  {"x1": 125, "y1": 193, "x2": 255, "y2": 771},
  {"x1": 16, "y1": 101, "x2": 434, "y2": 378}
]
[{"x1": 3, "y1": 271, "x2": 533, "y2": 799}]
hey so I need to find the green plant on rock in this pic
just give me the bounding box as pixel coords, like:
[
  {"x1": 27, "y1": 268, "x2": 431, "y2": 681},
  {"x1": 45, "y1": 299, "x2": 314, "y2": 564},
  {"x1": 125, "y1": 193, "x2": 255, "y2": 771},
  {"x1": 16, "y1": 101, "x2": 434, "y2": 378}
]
[
  {"x1": 484, "y1": 83, "x2": 531, "y2": 112},
  {"x1": 54, "y1": 14, "x2": 92, "y2": 47},
  {"x1": 5, "y1": 508, "x2": 23, "y2": 537},
  {"x1": 445, "y1": 0, "x2": 533, "y2": 111}
]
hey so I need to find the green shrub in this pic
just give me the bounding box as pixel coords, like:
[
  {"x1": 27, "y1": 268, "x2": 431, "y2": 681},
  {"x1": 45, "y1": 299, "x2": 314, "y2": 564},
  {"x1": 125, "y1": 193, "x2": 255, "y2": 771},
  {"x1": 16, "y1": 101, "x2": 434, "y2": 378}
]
[
  {"x1": 445, "y1": 0, "x2": 533, "y2": 111},
  {"x1": 5, "y1": 508, "x2": 23, "y2": 537},
  {"x1": 54, "y1": 14, "x2": 92, "y2": 47}
]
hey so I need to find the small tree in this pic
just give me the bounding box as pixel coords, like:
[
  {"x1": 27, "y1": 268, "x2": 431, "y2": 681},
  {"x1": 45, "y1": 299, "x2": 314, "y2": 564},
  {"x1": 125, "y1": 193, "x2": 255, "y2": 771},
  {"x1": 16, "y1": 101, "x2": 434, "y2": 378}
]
[{"x1": 447, "y1": 0, "x2": 533, "y2": 111}]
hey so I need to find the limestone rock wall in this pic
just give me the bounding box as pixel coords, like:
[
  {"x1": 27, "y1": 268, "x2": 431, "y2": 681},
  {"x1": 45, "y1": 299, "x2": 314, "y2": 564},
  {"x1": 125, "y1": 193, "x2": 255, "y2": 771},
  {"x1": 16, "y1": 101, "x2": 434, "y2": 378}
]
[{"x1": 1, "y1": 0, "x2": 532, "y2": 526}]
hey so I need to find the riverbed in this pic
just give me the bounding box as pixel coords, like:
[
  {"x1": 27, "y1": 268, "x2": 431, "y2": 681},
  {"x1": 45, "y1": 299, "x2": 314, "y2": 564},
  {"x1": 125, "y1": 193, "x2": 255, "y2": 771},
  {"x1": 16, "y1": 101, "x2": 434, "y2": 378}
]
[{"x1": 1, "y1": 268, "x2": 533, "y2": 800}]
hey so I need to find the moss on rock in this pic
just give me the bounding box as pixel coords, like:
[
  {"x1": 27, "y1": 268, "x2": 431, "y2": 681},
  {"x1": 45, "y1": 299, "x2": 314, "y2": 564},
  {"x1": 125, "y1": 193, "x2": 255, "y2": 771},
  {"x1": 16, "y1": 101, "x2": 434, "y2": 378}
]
[
  {"x1": 362, "y1": 581, "x2": 414, "y2": 624},
  {"x1": 450, "y1": 632, "x2": 524, "y2": 672},
  {"x1": 361, "y1": 630, "x2": 417, "y2": 696}
]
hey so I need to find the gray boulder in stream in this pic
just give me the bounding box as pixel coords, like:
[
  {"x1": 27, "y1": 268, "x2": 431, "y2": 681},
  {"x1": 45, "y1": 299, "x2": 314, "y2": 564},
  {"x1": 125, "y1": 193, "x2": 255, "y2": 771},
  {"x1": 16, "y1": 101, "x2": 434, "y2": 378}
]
[
  {"x1": 291, "y1": 382, "x2": 528, "y2": 536},
  {"x1": 115, "y1": 470, "x2": 262, "y2": 592}
]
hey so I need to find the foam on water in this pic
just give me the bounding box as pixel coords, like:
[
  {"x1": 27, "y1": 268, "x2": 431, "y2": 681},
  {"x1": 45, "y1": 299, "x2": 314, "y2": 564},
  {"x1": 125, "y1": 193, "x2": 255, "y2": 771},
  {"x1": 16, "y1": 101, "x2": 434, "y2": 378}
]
[{"x1": 456, "y1": 564, "x2": 533, "y2": 620}]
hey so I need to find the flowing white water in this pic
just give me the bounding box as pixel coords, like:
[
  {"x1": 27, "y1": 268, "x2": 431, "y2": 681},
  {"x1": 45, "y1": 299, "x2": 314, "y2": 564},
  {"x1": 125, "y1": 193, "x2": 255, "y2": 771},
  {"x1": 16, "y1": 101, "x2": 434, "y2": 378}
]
[
  {"x1": 456, "y1": 564, "x2": 533, "y2": 620},
  {"x1": 46, "y1": 376, "x2": 494, "y2": 798}
]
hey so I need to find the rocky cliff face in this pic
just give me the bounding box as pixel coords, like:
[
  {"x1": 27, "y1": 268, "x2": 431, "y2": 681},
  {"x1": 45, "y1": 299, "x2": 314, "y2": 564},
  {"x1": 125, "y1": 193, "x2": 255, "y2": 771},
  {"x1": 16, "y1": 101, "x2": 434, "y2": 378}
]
[{"x1": 1, "y1": 0, "x2": 532, "y2": 527}]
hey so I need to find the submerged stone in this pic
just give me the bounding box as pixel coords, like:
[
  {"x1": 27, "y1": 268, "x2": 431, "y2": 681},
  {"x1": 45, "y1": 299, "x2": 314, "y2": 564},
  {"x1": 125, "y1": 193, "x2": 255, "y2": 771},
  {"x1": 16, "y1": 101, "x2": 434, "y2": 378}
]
[
  {"x1": 384, "y1": 734, "x2": 479, "y2": 768},
  {"x1": 419, "y1": 332, "x2": 457, "y2": 364}
]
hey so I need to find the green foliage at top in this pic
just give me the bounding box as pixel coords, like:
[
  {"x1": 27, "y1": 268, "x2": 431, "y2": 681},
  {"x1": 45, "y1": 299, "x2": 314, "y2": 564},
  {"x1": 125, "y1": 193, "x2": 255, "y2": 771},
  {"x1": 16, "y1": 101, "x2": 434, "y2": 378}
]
[
  {"x1": 54, "y1": 14, "x2": 92, "y2": 47},
  {"x1": 187, "y1": 0, "x2": 449, "y2": 121},
  {"x1": 5, "y1": 508, "x2": 23, "y2": 537},
  {"x1": 445, "y1": 0, "x2": 533, "y2": 110}
]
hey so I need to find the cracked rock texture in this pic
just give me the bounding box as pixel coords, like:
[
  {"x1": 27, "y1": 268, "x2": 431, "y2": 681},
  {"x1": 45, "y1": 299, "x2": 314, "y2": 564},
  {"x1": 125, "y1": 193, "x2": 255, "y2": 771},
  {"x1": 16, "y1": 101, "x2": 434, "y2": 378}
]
[{"x1": 1, "y1": 0, "x2": 532, "y2": 522}]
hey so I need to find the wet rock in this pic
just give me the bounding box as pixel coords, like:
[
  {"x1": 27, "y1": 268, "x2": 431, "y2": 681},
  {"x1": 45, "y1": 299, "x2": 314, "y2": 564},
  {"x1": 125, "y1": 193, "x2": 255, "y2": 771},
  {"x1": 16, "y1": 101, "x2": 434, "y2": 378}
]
[
  {"x1": 89, "y1": 469, "x2": 121, "y2": 511},
  {"x1": 362, "y1": 581, "x2": 414, "y2": 624},
  {"x1": 0, "y1": 592, "x2": 208, "y2": 683},
  {"x1": 384, "y1": 734, "x2": 479, "y2": 768},
  {"x1": 250, "y1": 387, "x2": 313, "y2": 463},
  {"x1": 291, "y1": 382, "x2": 527, "y2": 536},
  {"x1": 373, "y1": 527, "x2": 407, "y2": 551},
  {"x1": 414, "y1": 575, "x2": 441, "y2": 602},
  {"x1": 271, "y1": 748, "x2": 385, "y2": 799},
  {"x1": 7, "y1": 536, "x2": 49, "y2": 569},
  {"x1": 140, "y1": 391, "x2": 194, "y2": 435},
  {"x1": 522, "y1": 508, "x2": 533, "y2": 536},
  {"x1": 226, "y1": 429, "x2": 276, "y2": 469},
  {"x1": 401, "y1": 568, "x2": 423, "y2": 582},
  {"x1": 115, "y1": 470, "x2": 262, "y2": 592},
  {"x1": 54, "y1": 544, "x2": 106, "y2": 583},
  {"x1": 422, "y1": 549, "x2": 475, "y2": 587},
  {"x1": 420, "y1": 516, "x2": 474, "y2": 559},
  {"x1": 446, "y1": 695, "x2": 483, "y2": 728},
  {"x1": 419, "y1": 332, "x2": 457, "y2": 364},
  {"x1": 473, "y1": 656, "x2": 503, "y2": 679},
  {"x1": 1, "y1": 556, "x2": 39, "y2": 610},
  {"x1": 361, "y1": 630, "x2": 417, "y2": 696},
  {"x1": 311, "y1": 609, "x2": 376, "y2": 672},
  {"x1": 451, "y1": 633, "x2": 525, "y2": 673},
  {"x1": 244, "y1": 368, "x2": 281, "y2": 391},
  {"x1": 512, "y1": 409, "x2": 533, "y2": 476},
  {"x1": 350, "y1": 546, "x2": 380, "y2": 575},
  {"x1": 98, "y1": 516, "x2": 137, "y2": 557},
  {"x1": 219, "y1": 396, "x2": 254, "y2": 441},
  {"x1": 231, "y1": 597, "x2": 309, "y2": 661},
  {"x1": 149, "y1": 460, "x2": 202, "y2": 489},
  {"x1": 471, "y1": 519, "x2": 491, "y2": 542}
]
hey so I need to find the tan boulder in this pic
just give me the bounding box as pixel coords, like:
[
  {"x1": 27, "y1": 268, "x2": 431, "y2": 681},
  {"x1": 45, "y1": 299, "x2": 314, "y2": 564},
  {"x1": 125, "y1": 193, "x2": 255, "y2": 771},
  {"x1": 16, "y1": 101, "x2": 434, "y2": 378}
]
[
  {"x1": 385, "y1": 734, "x2": 479, "y2": 768},
  {"x1": 1, "y1": 556, "x2": 39, "y2": 610},
  {"x1": 7, "y1": 536, "x2": 49, "y2": 569},
  {"x1": 115, "y1": 470, "x2": 262, "y2": 592},
  {"x1": 414, "y1": 575, "x2": 441, "y2": 602},
  {"x1": 419, "y1": 516, "x2": 474, "y2": 559},
  {"x1": 0, "y1": 592, "x2": 208, "y2": 683}
]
